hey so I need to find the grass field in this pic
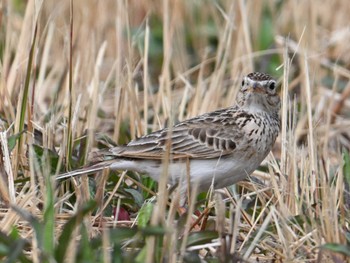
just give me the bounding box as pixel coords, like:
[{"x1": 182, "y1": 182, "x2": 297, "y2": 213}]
[{"x1": 0, "y1": 0, "x2": 350, "y2": 262}]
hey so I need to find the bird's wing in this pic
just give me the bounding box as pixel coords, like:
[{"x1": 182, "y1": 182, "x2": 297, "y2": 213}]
[{"x1": 108, "y1": 107, "x2": 250, "y2": 160}]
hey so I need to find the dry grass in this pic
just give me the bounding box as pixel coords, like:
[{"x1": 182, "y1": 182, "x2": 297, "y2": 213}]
[{"x1": 0, "y1": 0, "x2": 349, "y2": 262}]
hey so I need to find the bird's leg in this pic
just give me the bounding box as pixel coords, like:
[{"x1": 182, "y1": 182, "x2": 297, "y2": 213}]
[{"x1": 189, "y1": 200, "x2": 215, "y2": 231}]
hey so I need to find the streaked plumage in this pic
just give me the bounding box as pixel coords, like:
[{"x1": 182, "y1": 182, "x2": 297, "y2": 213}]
[{"x1": 57, "y1": 72, "x2": 280, "y2": 194}]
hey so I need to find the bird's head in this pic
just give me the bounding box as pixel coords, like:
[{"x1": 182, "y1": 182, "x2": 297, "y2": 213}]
[{"x1": 237, "y1": 72, "x2": 280, "y2": 115}]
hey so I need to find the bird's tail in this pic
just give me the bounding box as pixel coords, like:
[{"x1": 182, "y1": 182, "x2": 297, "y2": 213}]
[{"x1": 56, "y1": 160, "x2": 115, "y2": 181}]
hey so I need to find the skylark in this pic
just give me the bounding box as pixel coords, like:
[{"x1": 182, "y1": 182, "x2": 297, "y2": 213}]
[{"x1": 57, "y1": 72, "x2": 280, "y2": 195}]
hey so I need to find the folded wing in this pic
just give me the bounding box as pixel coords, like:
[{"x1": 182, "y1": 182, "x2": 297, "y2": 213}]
[{"x1": 109, "y1": 108, "x2": 246, "y2": 160}]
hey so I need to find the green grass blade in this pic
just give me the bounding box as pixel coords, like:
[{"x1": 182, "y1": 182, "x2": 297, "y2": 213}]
[
  {"x1": 18, "y1": 23, "x2": 38, "y2": 146},
  {"x1": 55, "y1": 200, "x2": 97, "y2": 263}
]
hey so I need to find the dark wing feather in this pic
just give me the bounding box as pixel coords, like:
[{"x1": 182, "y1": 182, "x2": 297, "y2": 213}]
[{"x1": 108, "y1": 107, "x2": 247, "y2": 160}]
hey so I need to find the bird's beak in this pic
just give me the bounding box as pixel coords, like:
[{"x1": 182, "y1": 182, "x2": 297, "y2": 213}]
[{"x1": 248, "y1": 83, "x2": 265, "y2": 94}]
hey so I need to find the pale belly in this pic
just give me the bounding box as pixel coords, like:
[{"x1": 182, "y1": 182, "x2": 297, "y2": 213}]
[{"x1": 109, "y1": 153, "x2": 266, "y2": 192}]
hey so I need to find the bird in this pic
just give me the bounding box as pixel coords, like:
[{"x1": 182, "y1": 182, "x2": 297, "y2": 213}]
[{"x1": 57, "y1": 72, "x2": 280, "y2": 197}]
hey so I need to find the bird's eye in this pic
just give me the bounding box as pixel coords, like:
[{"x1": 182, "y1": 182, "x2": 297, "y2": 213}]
[
  {"x1": 241, "y1": 80, "x2": 245, "y2": 87},
  {"x1": 268, "y1": 82, "x2": 276, "y2": 90}
]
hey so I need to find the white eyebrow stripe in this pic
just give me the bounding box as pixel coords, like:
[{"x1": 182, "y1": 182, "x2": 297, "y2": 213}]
[{"x1": 246, "y1": 79, "x2": 275, "y2": 86}]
